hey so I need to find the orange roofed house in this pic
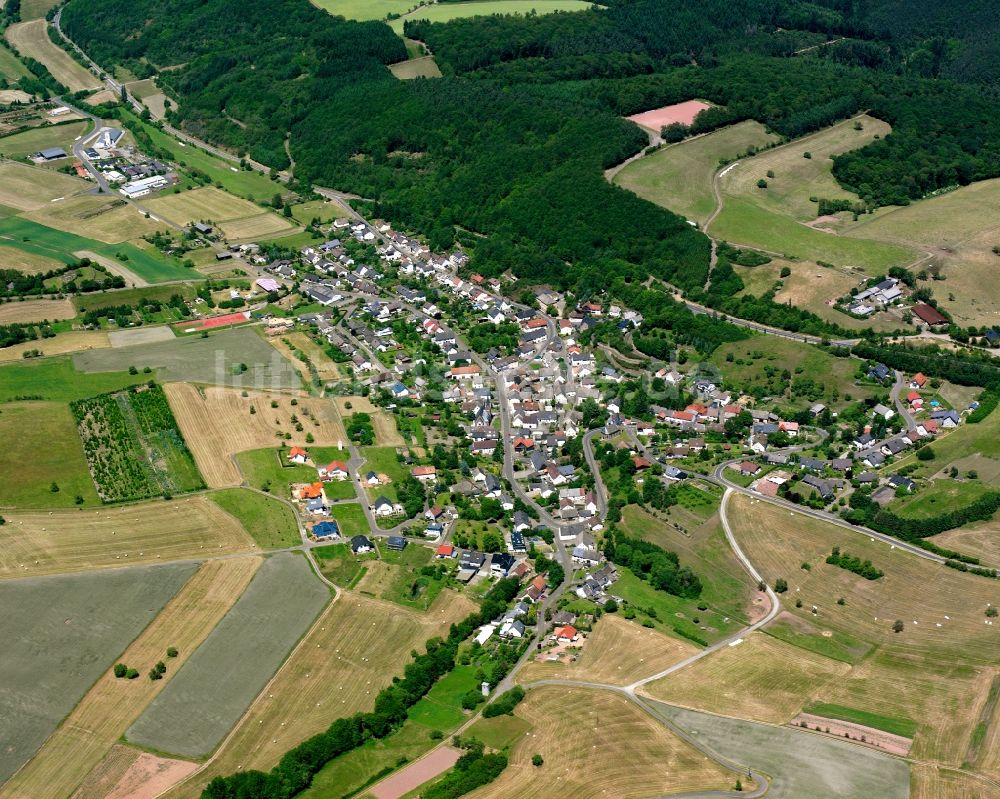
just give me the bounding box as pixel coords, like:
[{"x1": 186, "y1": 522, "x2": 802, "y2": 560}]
[
  {"x1": 319, "y1": 461, "x2": 349, "y2": 481},
  {"x1": 288, "y1": 446, "x2": 309, "y2": 464}
]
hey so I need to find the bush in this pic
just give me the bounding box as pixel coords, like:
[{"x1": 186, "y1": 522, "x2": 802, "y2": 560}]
[
  {"x1": 774, "y1": 578, "x2": 788, "y2": 593},
  {"x1": 532, "y1": 754, "x2": 544, "y2": 767},
  {"x1": 461, "y1": 689, "x2": 485, "y2": 710},
  {"x1": 892, "y1": 620, "x2": 904, "y2": 633},
  {"x1": 916, "y1": 446, "x2": 935, "y2": 461},
  {"x1": 125, "y1": 668, "x2": 139, "y2": 679},
  {"x1": 166, "y1": 646, "x2": 178, "y2": 657},
  {"x1": 113, "y1": 663, "x2": 128, "y2": 678},
  {"x1": 483, "y1": 686, "x2": 525, "y2": 718}
]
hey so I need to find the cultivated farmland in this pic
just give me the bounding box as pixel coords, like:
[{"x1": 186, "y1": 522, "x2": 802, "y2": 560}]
[
  {"x1": 71, "y1": 746, "x2": 198, "y2": 799},
  {"x1": 0, "y1": 496, "x2": 257, "y2": 578},
  {"x1": 0, "y1": 355, "x2": 136, "y2": 402},
  {"x1": 143, "y1": 187, "x2": 290, "y2": 236},
  {"x1": 614, "y1": 120, "x2": 779, "y2": 224},
  {"x1": 0, "y1": 246, "x2": 64, "y2": 274},
  {"x1": 643, "y1": 631, "x2": 849, "y2": 724},
  {"x1": 164, "y1": 383, "x2": 346, "y2": 487},
  {"x1": 651, "y1": 702, "x2": 909, "y2": 799},
  {"x1": 167, "y1": 590, "x2": 476, "y2": 798},
  {"x1": 0, "y1": 161, "x2": 88, "y2": 211},
  {"x1": 626, "y1": 99, "x2": 713, "y2": 133},
  {"x1": 125, "y1": 552, "x2": 330, "y2": 758},
  {"x1": 24, "y1": 194, "x2": 162, "y2": 244},
  {"x1": 0, "y1": 297, "x2": 76, "y2": 323},
  {"x1": 0, "y1": 400, "x2": 101, "y2": 507},
  {"x1": 518, "y1": 614, "x2": 698, "y2": 687},
  {"x1": 72, "y1": 383, "x2": 205, "y2": 502},
  {"x1": 469, "y1": 687, "x2": 733, "y2": 799},
  {"x1": 73, "y1": 327, "x2": 302, "y2": 388},
  {"x1": 0, "y1": 216, "x2": 194, "y2": 283},
  {"x1": 0, "y1": 561, "x2": 197, "y2": 784},
  {"x1": 5, "y1": 21, "x2": 100, "y2": 91},
  {"x1": 0, "y1": 558, "x2": 261, "y2": 799},
  {"x1": 217, "y1": 211, "x2": 296, "y2": 241}
]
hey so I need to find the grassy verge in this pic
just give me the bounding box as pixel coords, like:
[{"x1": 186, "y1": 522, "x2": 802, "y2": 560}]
[{"x1": 210, "y1": 487, "x2": 299, "y2": 548}]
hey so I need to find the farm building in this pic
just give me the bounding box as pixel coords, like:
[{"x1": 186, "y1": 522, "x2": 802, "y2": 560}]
[
  {"x1": 34, "y1": 147, "x2": 68, "y2": 161},
  {"x1": 912, "y1": 303, "x2": 948, "y2": 326}
]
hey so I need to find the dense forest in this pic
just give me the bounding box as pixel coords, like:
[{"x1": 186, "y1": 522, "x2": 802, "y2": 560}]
[{"x1": 61, "y1": 0, "x2": 1000, "y2": 298}]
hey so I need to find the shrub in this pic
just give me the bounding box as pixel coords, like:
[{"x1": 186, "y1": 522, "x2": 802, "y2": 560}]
[
  {"x1": 774, "y1": 578, "x2": 788, "y2": 593},
  {"x1": 113, "y1": 663, "x2": 128, "y2": 678},
  {"x1": 166, "y1": 646, "x2": 178, "y2": 657},
  {"x1": 126, "y1": 668, "x2": 139, "y2": 679},
  {"x1": 892, "y1": 620, "x2": 904, "y2": 633},
  {"x1": 916, "y1": 446, "x2": 935, "y2": 461},
  {"x1": 532, "y1": 754, "x2": 544, "y2": 767}
]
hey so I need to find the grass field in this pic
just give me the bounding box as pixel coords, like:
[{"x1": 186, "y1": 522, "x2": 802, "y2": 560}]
[
  {"x1": 518, "y1": 614, "x2": 698, "y2": 686},
  {"x1": 0, "y1": 496, "x2": 258, "y2": 578},
  {"x1": 728, "y1": 492, "x2": 1000, "y2": 764},
  {"x1": 313, "y1": 541, "x2": 373, "y2": 587},
  {"x1": 164, "y1": 383, "x2": 345, "y2": 487},
  {"x1": 0, "y1": 400, "x2": 104, "y2": 507},
  {"x1": 720, "y1": 115, "x2": 889, "y2": 224},
  {"x1": 0, "y1": 297, "x2": 76, "y2": 323},
  {"x1": 0, "y1": 122, "x2": 91, "y2": 164},
  {"x1": 144, "y1": 187, "x2": 279, "y2": 229},
  {"x1": 0, "y1": 42, "x2": 30, "y2": 81},
  {"x1": 709, "y1": 336, "x2": 874, "y2": 410},
  {"x1": 619, "y1": 504, "x2": 757, "y2": 626},
  {"x1": 311, "y1": 0, "x2": 415, "y2": 19},
  {"x1": 386, "y1": 0, "x2": 594, "y2": 32},
  {"x1": 275, "y1": 331, "x2": 341, "y2": 381},
  {"x1": 890, "y1": 479, "x2": 993, "y2": 519},
  {"x1": 0, "y1": 356, "x2": 138, "y2": 402},
  {"x1": 24, "y1": 194, "x2": 162, "y2": 244},
  {"x1": 0, "y1": 160, "x2": 89, "y2": 211},
  {"x1": 126, "y1": 552, "x2": 329, "y2": 758},
  {"x1": 0, "y1": 216, "x2": 194, "y2": 282},
  {"x1": 288, "y1": 197, "x2": 349, "y2": 226},
  {"x1": 234, "y1": 446, "x2": 326, "y2": 495},
  {"x1": 466, "y1": 713, "x2": 533, "y2": 750},
  {"x1": 470, "y1": 686, "x2": 732, "y2": 799},
  {"x1": 0, "y1": 561, "x2": 197, "y2": 784},
  {"x1": 0, "y1": 557, "x2": 260, "y2": 799},
  {"x1": 209, "y1": 488, "x2": 300, "y2": 549},
  {"x1": 653, "y1": 702, "x2": 909, "y2": 799},
  {"x1": 333, "y1": 395, "x2": 404, "y2": 446},
  {"x1": 644, "y1": 631, "x2": 849, "y2": 724},
  {"x1": 765, "y1": 612, "x2": 872, "y2": 664},
  {"x1": 614, "y1": 120, "x2": 779, "y2": 225},
  {"x1": 18, "y1": 0, "x2": 60, "y2": 18},
  {"x1": 164, "y1": 590, "x2": 475, "y2": 798},
  {"x1": 389, "y1": 56, "x2": 442, "y2": 79},
  {"x1": 73, "y1": 327, "x2": 301, "y2": 387},
  {"x1": 843, "y1": 178, "x2": 1000, "y2": 326},
  {"x1": 5, "y1": 21, "x2": 100, "y2": 91}
]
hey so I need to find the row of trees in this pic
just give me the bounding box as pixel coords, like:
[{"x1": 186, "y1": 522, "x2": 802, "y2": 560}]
[{"x1": 603, "y1": 528, "x2": 703, "y2": 599}]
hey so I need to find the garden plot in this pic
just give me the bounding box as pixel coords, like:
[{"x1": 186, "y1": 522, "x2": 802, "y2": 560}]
[
  {"x1": 72, "y1": 383, "x2": 205, "y2": 502},
  {"x1": 0, "y1": 561, "x2": 197, "y2": 785},
  {"x1": 125, "y1": 552, "x2": 330, "y2": 758}
]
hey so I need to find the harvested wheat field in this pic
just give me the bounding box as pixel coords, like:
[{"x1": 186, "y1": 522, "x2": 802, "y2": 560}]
[
  {"x1": 5, "y1": 21, "x2": 100, "y2": 91},
  {"x1": 643, "y1": 632, "x2": 849, "y2": 724},
  {"x1": 164, "y1": 383, "x2": 347, "y2": 487},
  {"x1": 0, "y1": 496, "x2": 258, "y2": 578},
  {"x1": 0, "y1": 330, "x2": 109, "y2": 362},
  {"x1": 269, "y1": 332, "x2": 340, "y2": 382},
  {"x1": 0, "y1": 297, "x2": 76, "y2": 324},
  {"x1": 25, "y1": 195, "x2": 161, "y2": 243},
  {"x1": 518, "y1": 614, "x2": 697, "y2": 686},
  {"x1": 217, "y1": 212, "x2": 295, "y2": 241},
  {"x1": 0, "y1": 160, "x2": 88, "y2": 211},
  {"x1": 70, "y1": 745, "x2": 194, "y2": 799},
  {"x1": 910, "y1": 764, "x2": 1000, "y2": 799},
  {"x1": 164, "y1": 590, "x2": 475, "y2": 799},
  {"x1": 467, "y1": 686, "x2": 732, "y2": 799},
  {"x1": 0, "y1": 246, "x2": 64, "y2": 274},
  {"x1": 0, "y1": 558, "x2": 260, "y2": 799}
]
